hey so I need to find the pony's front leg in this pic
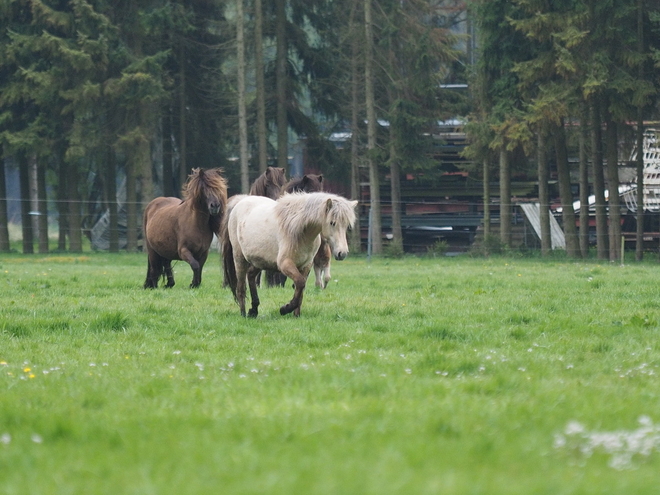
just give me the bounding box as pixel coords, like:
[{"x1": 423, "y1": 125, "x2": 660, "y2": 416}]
[
  {"x1": 313, "y1": 241, "x2": 331, "y2": 289},
  {"x1": 246, "y1": 266, "x2": 261, "y2": 318},
  {"x1": 314, "y1": 264, "x2": 324, "y2": 289},
  {"x1": 180, "y1": 247, "x2": 202, "y2": 288},
  {"x1": 278, "y1": 259, "x2": 309, "y2": 316},
  {"x1": 323, "y1": 263, "x2": 331, "y2": 288}
]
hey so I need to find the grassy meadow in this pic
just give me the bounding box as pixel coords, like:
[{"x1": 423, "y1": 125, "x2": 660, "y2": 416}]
[{"x1": 2, "y1": 251, "x2": 660, "y2": 493}]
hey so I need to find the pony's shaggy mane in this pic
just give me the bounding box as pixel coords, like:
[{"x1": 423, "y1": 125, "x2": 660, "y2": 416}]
[
  {"x1": 183, "y1": 167, "x2": 228, "y2": 213},
  {"x1": 275, "y1": 192, "x2": 356, "y2": 241}
]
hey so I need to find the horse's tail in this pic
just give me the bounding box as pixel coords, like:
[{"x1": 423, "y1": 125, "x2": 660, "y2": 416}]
[
  {"x1": 221, "y1": 234, "x2": 238, "y2": 299},
  {"x1": 221, "y1": 195, "x2": 244, "y2": 299}
]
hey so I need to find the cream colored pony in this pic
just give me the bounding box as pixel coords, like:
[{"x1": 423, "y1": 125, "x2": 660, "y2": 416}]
[{"x1": 222, "y1": 192, "x2": 357, "y2": 317}]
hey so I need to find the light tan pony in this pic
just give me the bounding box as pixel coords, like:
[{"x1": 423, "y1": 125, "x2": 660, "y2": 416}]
[
  {"x1": 143, "y1": 167, "x2": 227, "y2": 289},
  {"x1": 222, "y1": 192, "x2": 357, "y2": 317}
]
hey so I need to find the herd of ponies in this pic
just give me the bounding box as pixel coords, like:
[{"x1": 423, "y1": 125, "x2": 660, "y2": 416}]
[{"x1": 142, "y1": 167, "x2": 358, "y2": 317}]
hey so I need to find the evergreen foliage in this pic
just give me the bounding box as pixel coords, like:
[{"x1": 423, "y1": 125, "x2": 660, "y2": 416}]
[{"x1": 1, "y1": 0, "x2": 659, "y2": 255}]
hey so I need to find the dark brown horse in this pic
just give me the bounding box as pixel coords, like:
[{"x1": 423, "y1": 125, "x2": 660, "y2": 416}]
[
  {"x1": 250, "y1": 167, "x2": 287, "y2": 199},
  {"x1": 282, "y1": 174, "x2": 324, "y2": 194},
  {"x1": 143, "y1": 167, "x2": 227, "y2": 289}
]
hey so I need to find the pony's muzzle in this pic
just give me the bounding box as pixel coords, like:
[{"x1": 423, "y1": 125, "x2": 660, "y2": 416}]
[
  {"x1": 209, "y1": 203, "x2": 222, "y2": 216},
  {"x1": 335, "y1": 251, "x2": 347, "y2": 261}
]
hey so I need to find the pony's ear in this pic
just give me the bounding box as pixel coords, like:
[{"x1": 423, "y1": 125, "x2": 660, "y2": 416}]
[
  {"x1": 351, "y1": 200, "x2": 358, "y2": 209},
  {"x1": 325, "y1": 198, "x2": 333, "y2": 213},
  {"x1": 318, "y1": 174, "x2": 323, "y2": 182}
]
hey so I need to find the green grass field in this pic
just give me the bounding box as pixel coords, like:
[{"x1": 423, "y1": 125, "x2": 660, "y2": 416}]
[{"x1": 2, "y1": 251, "x2": 660, "y2": 494}]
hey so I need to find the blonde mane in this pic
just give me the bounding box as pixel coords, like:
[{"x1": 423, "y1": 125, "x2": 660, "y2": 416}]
[{"x1": 275, "y1": 192, "x2": 356, "y2": 241}]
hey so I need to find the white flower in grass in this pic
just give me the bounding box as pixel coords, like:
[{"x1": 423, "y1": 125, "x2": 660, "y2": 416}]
[
  {"x1": 0, "y1": 433, "x2": 10, "y2": 445},
  {"x1": 31, "y1": 434, "x2": 43, "y2": 444},
  {"x1": 556, "y1": 417, "x2": 660, "y2": 470},
  {"x1": 639, "y1": 416, "x2": 653, "y2": 427},
  {"x1": 565, "y1": 421, "x2": 585, "y2": 436}
]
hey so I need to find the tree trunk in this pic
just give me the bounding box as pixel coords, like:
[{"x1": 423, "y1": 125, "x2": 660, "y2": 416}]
[
  {"x1": 57, "y1": 150, "x2": 68, "y2": 251},
  {"x1": 275, "y1": 0, "x2": 288, "y2": 172},
  {"x1": 482, "y1": 157, "x2": 491, "y2": 240},
  {"x1": 635, "y1": 0, "x2": 644, "y2": 262},
  {"x1": 499, "y1": 146, "x2": 511, "y2": 247},
  {"x1": 554, "y1": 119, "x2": 580, "y2": 257},
  {"x1": 126, "y1": 157, "x2": 138, "y2": 252},
  {"x1": 254, "y1": 0, "x2": 268, "y2": 174},
  {"x1": 108, "y1": 152, "x2": 119, "y2": 253},
  {"x1": 604, "y1": 109, "x2": 621, "y2": 262},
  {"x1": 636, "y1": 111, "x2": 644, "y2": 261},
  {"x1": 591, "y1": 97, "x2": 608, "y2": 259},
  {"x1": 162, "y1": 112, "x2": 174, "y2": 198},
  {"x1": 578, "y1": 105, "x2": 590, "y2": 257},
  {"x1": 18, "y1": 152, "x2": 33, "y2": 254},
  {"x1": 237, "y1": 0, "x2": 250, "y2": 194},
  {"x1": 28, "y1": 154, "x2": 39, "y2": 246},
  {"x1": 138, "y1": 105, "x2": 154, "y2": 207},
  {"x1": 0, "y1": 151, "x2": 10, "y2": 252},
  {"x1": 67, "y1": 160, "x2": 82, "y2": 253},
  {"x1": 537, "y1": 129, "x2": 551, "y2": 255},
  {"x1": 389, "y1": 137, "x2": 403, "y2": 253},
  {"x1": 364, "y1": 0, "x2": 381, "y2": 254},
  {"x1": 36, "y1": 157, "x2": 49, "y2": 253},
  {"x1": 349, "y1": 0, "x2": 362, "y2": 253},
  {"x1": 178, "y1": 42, "x2": 187, "y2": 195}
]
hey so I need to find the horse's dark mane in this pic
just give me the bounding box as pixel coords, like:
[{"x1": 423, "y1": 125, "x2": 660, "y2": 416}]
[
  {"x1": 250, "y1": 167, "x2": 286, "y2": 199},
  {"x1": 183, "y1": 167, "x2": 228, "y2": 214},
  {"x1": 282, "y1": 174, "x2": 323, "y2": 194}
]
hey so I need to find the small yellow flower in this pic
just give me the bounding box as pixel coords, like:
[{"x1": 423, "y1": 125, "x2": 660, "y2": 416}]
[
  {"x1": 23, "y1": 367, "x2": 31, "y2": 373},
  {"x1": 28, "y1": 374, "x2": 35, "y2": 379}
]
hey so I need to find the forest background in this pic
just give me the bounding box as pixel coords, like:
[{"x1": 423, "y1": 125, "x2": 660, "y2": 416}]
[{"x1": 1, "y1": 0, "x2": 660, "y2": 259}]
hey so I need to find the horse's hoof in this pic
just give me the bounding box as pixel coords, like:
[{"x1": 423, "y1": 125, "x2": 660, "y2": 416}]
[
  {"x1": 280, "y1": 305, "x2": 291, "y2": 315},
  {"x1": 248, "y1": 308, "x2": 258, "y2": 318}
]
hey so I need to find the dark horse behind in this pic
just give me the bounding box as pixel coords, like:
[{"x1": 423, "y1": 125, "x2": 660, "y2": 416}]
[{"x1": 143, "y1": 167, "x2": 228, "y2": 289}]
